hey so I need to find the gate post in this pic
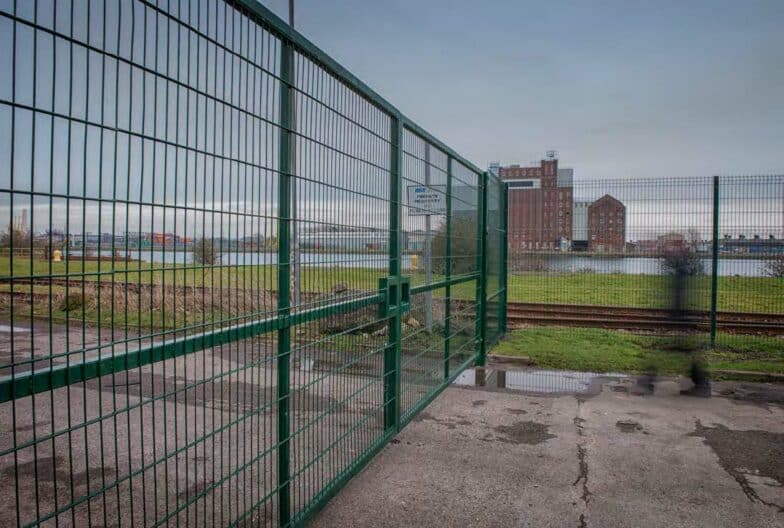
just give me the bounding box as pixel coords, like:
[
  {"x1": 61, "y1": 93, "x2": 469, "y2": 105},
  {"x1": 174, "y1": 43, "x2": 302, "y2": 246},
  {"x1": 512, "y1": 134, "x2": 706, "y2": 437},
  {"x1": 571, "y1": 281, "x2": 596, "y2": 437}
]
[
  {"x1": 476, "y1": 171, "x2": 489, "y2": 366},
  {"x1": 710, "y1": 175, "x2": 720, "y2": 347},
  {"x1": 384, "y1": 115, "x2": 403, "y2": 431},
  {"x1": 500, "y1": 181, "x2": 509, "y2": 334},
  {"x1": 444, "y1": 156, "x2": 453, "y2": 380},
  {"x1": 276, "y1": 37, "x2": 294, "y2": 527}
]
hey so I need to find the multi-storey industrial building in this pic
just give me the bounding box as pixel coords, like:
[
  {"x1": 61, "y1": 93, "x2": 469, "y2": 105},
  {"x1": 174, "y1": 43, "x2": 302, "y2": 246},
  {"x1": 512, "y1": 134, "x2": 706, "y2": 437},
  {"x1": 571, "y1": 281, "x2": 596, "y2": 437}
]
[
  {"x1": 587, "y1": 194, "x2": 626, "y2": 252},
  {"x1": 491, "y1": 156, "x2": 627, "y2": 253},
  {"x1": 493, "y1": 157, "x2": 573, "y2": 251}
]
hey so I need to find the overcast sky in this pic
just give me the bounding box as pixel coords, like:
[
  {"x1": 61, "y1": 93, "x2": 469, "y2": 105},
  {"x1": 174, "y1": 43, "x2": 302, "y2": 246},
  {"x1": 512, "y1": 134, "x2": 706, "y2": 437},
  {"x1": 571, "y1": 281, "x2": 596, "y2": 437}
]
[{"x1": 260, "y1": 0, "x2": 784, "y2": 180}]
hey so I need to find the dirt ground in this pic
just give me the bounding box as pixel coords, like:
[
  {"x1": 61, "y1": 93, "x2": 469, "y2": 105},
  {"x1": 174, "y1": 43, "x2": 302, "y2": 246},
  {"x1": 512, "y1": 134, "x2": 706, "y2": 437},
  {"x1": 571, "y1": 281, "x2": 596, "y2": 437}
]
[{"x1": 312, "y1": 368, "x2": 784, "y2": 528}]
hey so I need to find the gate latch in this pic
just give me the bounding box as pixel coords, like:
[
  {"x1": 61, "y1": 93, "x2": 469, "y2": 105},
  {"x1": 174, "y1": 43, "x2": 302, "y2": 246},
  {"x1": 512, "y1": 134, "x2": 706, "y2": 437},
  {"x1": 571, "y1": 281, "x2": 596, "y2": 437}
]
[{"x1": 379, "y1": 276, "x2": 411, "y2": 318}]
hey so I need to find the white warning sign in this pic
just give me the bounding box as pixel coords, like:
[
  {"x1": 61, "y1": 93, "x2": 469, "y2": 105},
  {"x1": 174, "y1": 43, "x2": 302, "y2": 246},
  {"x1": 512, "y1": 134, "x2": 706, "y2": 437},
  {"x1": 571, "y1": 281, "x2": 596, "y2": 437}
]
[{"x1": 407, "y1": 185, "x2": 447, "y2": 216}]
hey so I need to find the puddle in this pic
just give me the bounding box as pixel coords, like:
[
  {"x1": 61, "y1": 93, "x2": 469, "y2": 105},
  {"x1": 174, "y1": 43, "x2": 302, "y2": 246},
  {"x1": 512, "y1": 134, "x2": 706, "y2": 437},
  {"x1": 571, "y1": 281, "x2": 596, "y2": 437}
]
[
  {"x1": 0, "y1": 325, "x2": 31, "y2": 333},
  {"x1": 453, "y1": 367, "x2": 627, "y2": 396}
]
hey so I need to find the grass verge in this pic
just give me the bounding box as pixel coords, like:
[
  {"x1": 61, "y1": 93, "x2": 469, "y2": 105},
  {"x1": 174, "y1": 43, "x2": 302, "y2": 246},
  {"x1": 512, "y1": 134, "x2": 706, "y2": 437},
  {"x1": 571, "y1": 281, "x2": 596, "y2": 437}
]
[
  {"x1": 491, "y1": 327, "x2": 784, "y2": 378},
  {"x1": 507, "y1": 272, "x2": 784, "y2": 313}
]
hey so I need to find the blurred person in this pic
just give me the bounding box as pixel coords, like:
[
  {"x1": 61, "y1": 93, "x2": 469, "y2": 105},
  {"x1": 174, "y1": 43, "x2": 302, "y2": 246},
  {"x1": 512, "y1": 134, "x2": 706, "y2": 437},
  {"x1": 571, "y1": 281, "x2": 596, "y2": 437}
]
[{"x1": 664, "y1": 245, "x2": 711, "y2": 397}]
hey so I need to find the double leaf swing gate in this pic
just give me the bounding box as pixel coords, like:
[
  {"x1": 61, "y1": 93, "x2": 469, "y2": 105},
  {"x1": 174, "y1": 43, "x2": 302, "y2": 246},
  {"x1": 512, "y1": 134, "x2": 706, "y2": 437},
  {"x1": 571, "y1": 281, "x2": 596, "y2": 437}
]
[{"x1": 0, "y1": 0, "x2": 507, "y2": 526}]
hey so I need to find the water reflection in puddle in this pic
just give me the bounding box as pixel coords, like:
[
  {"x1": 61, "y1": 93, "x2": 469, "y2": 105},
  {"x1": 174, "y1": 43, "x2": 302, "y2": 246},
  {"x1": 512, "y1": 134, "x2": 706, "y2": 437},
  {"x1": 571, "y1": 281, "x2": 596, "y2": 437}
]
[
  {"x1": 0, "y1": 325, "x2": 31, "y2": 334},
  {"x1": 453, "y1": 367, "x2": 628, "y2": 395}
]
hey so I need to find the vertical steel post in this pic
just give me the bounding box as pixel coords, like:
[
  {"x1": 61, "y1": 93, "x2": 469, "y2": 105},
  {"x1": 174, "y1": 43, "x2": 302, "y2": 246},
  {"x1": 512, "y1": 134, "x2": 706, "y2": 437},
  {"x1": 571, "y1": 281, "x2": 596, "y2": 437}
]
[
  {"x1": 444, "y1": 156, "x2": 453, "y2": 379},
  {"x1": 286, "y1": 1, "x2": 301, "y2": 310},
  {"x1": 424, "y1": 145, "x2": 433, "y2": 331},
  {"x1": 277, "y1": 37, "x2": 293, "y2": 527},
  {"x1": 500, "y1": 181, "x2": 509, "y2": 334},
  {"x1": 710, "y1": 175, "x2": 720, "y2": 347},
  {"x1": 476, "y1": 171, "x2": 489, "y2": 366},
  {"x1": 384, "y1": 115, "x2": 403, "y2": 430}
]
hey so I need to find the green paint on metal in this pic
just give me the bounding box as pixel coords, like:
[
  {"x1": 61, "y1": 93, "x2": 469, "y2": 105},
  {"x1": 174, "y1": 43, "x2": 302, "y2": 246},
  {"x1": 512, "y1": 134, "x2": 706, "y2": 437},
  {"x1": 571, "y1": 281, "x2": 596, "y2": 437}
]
[
  {"x1": 0, "y1": 1, "x2": 507, "y2": 526},
  {"x1": 444, "y1": 156, "x2": 453, "y2": 380},
  {"x1": 500, "y1": 182, "x2": 509, "y2": 334},
  {"x1": 476, "y1": 171, "x2": 489, "y2": 366},
  {"x1": 0, "y1": 293, "x2": 386, "y2": 404},
  {"x1": 230, "y1": 0, "x2": 485, "y2": 177},
  {"x1": 710, "y1": 176, "x2": 720, "y2": 347},
  {"x1": 277, "y1": 36, "x2": 294, "y2": 527},
  {"x1": 384, "y1": 116, "x2": 403, "y2": 432},
  {"x1": 379, "y1": 276, "x2": 411, "y2": 318}
]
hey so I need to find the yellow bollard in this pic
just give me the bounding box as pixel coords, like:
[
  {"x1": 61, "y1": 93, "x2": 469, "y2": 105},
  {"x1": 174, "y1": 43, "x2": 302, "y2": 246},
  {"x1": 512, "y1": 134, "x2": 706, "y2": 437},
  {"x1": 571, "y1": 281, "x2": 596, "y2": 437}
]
[
  {"x1": 410, "y1": 254, "x2": 418, "y2": 271},
  {"x1": 52, "y1": 249, "x2": 62, "y2": 262}
]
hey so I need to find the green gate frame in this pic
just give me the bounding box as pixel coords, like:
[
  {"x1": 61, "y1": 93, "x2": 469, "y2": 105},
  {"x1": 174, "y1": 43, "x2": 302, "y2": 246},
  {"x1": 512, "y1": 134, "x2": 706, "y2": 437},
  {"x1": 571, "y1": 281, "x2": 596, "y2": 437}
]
[{"x1": 0, "y1": 1, "x2": 508, "y2": 526}]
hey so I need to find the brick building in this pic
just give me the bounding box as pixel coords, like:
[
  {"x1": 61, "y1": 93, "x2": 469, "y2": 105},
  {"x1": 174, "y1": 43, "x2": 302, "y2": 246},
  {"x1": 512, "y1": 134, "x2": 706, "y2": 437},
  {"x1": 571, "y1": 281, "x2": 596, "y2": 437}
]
[
  {"x1": 587, "y1": 194, "x2": 626, "y2": 252},
  {"x1": 496, "y1": 158, "x2": 573, "y2": 251}
]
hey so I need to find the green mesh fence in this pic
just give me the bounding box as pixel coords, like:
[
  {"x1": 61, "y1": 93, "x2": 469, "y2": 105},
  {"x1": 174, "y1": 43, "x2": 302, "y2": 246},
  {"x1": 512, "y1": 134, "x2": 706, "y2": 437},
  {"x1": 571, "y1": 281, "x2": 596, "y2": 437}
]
[
  {"x1": 0, "y1": 1, "x2": 506, "y2": 526},
  {"x1": 484, "y1": 172, "x2": 507, "y2": 348},
  {"x1": 504, "y1": 174, "x2": 783, "y2": 347}
]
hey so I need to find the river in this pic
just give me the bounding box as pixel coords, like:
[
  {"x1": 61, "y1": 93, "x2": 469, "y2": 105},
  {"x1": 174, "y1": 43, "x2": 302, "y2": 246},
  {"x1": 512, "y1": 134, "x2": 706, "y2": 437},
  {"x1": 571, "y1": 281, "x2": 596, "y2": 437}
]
[
  {"x1": 70, "y1": 250, "x2": 776, "y2": 277},
  {"x1": 513, "y1": 254, "x2": 774, "y2": 277}
]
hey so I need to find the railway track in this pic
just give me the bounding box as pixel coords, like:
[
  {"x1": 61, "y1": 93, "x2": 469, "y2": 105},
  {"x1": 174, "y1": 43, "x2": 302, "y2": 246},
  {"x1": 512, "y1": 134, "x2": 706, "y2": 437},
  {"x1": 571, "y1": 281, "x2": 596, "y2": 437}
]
[
  {"x1": 3, "y1": 284, "x2": 782, "y2": 336},
  {"x1": 507, "y1": 302, "x2": 784, "y2": 336}
]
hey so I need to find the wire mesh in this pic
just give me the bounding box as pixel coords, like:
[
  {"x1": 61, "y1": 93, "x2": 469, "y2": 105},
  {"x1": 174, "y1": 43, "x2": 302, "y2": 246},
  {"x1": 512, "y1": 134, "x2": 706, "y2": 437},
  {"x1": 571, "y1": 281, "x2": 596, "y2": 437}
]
[
  {"x1": 0, "y1": 1, "x2": 505, "y2": 526},
  {"x1": 505, "y1": 176, "x2": 783, "y2": 310},
  {"x1": 504, "y1": 173, "x2": 783, "y2": 352},
  {"x1": 484, "y1": 173, "x2": 505, "y2": 347}
]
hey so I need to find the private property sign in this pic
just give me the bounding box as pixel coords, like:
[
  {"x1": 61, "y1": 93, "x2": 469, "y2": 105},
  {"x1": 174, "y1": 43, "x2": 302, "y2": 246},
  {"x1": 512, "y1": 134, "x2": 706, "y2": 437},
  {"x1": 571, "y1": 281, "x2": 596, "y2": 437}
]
[{"x1": 407, "y1": 185, "x2": 447, "y2": 215}]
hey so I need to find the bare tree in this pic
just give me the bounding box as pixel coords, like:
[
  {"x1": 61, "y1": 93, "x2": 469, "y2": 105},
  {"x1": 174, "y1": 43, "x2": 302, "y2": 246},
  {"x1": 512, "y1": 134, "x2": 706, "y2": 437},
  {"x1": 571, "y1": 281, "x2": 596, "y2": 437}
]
[
  {"x1": 0, "y1": 224, "x2": 31, "y2": 250},
  {"x1": 193, "y1": 238, "x2": 220, "y2": 265}
]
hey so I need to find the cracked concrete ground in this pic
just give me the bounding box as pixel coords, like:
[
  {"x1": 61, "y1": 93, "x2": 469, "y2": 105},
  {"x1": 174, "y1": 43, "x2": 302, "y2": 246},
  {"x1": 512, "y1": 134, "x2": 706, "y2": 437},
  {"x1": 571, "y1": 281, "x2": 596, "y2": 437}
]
[{"x1": 312, "y1": 370, "x2": 784, "y2": 528}]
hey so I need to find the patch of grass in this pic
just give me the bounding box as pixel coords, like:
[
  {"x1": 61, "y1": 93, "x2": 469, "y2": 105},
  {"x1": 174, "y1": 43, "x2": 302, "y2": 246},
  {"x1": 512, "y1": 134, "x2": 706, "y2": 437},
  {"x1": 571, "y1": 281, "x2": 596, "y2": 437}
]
[
  {"x1": 0, "y1": 256, "x2": 475, "y2": 329},
  {"x1": 492, "y1": 327, "x2": 784, "y2": 376},
  {"x1": 507, "y1": 272, "x2": 784, "y2": 313},
  {"x1": 0, "y1": 256, "x2": 451, "y2": 295},
  {"x1": 3, "y1": 256, "x2": 781, "y2": 339}
]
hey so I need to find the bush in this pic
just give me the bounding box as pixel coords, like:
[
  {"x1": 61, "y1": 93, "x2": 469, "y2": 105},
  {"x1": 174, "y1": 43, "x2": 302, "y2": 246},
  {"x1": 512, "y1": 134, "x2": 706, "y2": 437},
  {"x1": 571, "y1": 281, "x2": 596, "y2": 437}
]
[
  {"x1": 431, "y1": 216, "x2": 478, "y2": 275},
  {"x1": 661, "y1": 247, "x2": 704, "y2": 276},
  {"x1": 764, "y1": 255, "x2": 784, "y2": 278},
  {"x1": 59, "y1": 292, "x2": 86, "y2": 312},
  {"x1": 193, "y1": 238, "x2": 220, "y2": 265}
]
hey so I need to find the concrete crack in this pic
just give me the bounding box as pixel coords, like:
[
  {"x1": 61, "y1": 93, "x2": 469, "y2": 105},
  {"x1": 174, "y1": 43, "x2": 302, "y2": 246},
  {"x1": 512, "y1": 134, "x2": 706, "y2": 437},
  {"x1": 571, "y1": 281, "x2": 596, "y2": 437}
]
[
  {"x1": 573, "y1": 445, "x2": 592, "y2": 503},
  {"x1": 689, "y1": 420, "x2": 784, "y2": 513},
  {"x1": 728, "y1": 470, "x2": 784, "y2": 513},
  {"x1": 573, "y1": 398, "x2": 592, "y2": 527}
]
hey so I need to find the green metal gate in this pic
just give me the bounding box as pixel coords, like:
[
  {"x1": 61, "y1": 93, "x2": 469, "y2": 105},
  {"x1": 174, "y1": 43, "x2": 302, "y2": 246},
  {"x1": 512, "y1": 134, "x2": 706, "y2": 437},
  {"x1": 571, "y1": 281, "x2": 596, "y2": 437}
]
[{"x1": 0, "y1": 1, "x2": 506, "y2": 526}]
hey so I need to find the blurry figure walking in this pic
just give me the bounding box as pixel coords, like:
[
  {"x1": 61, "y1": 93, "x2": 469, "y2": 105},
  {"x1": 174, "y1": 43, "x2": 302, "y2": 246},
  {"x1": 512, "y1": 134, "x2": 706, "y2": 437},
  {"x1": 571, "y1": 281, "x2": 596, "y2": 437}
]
[{"x1": 664, "y1": 246, "x2": 711, "y2": 397}]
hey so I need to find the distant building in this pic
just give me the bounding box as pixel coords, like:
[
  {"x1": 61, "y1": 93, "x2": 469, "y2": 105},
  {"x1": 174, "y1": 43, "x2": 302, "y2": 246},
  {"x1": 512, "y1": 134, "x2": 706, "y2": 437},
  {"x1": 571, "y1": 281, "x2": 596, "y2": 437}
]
[
  {"x1": 299, "y1": 229, "x2": 387, "y2": 251},
  {"x1": 635, "y1": 232, "x2": 686, "y2": 254},
  {"x1": 720, "y1": 235, "x2": 784, "y2": 254},
  {"x1": 498, "y1": 157, "x2": 573, "y2": 251},
  {"x1": 587, "y1": 194, "x2": 626, "y2": 253},
  {"x1": 571, "y1": 201, "x2": 591, "y2": 250}
]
